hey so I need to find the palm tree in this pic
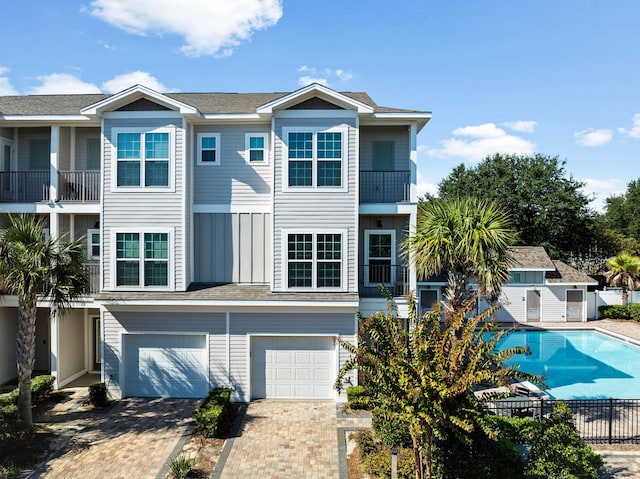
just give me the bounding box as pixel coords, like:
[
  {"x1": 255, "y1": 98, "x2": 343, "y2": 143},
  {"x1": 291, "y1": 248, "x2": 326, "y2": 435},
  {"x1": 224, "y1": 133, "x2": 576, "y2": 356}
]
[
  {"x1": 604, "y1": 252, "x2": 640, "y2": 307},
  {"x1": 0, "y1": 214, "x2": 88, "y2": 425},
  {"x1": 402, "y1": 197, "x2": 517, "y2": 324}
]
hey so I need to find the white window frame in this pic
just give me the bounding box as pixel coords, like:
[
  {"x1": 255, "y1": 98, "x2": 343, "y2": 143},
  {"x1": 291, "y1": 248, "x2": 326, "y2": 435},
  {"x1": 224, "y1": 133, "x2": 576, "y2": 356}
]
[
  {"x1": 364, "y1": 230, "x2": 396, "y2": 287},
  {"x1": 197, "y1": 133, "x2": 221, "y2": 166},
  {"x1": 110, "y1": 228, "x2": 175, "y2": 291},
  {"x1": 87, "y1": 228, "x2": 100, "y2": 260},
  {"x1": 282, "y1": 229, "x2": 347, "y2": 292},
  {"x1": 110, "y1": 127, "x2": 175, "y2": 192},
  {"x1": 244, "y1": 132, "x2": 269, "y2": 164},
  {"x1": 281, "y1": 126, "x2": 347, "y2": 192},
  {"x1": 565, "y1": 288, "x2": 584, "y2": 322}
]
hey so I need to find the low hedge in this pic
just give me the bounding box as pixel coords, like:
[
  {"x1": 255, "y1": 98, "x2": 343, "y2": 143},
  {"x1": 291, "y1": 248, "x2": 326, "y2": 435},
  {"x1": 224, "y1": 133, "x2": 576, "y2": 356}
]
[
  {"x1": 195, "y1": 387, "x2": 232, "y2": 438},
  {"x1": 0, "y1": 375, "x2": 55, "y2": 408},
  {"x1": 346, "y1": 385, "x2": 371, "y2": 410},
  {"x1": 599, "y1": 303, "x2": 640, "y2": 321}
]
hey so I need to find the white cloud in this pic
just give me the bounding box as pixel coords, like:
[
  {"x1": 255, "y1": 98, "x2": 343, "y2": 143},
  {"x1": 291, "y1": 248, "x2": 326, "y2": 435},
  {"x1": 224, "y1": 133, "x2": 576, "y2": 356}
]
[
  {"x1": 574, "y1": 128, "x2": 613, "y2": 147},
  {"x1": 101, "y1": 71, "x2": 169, "y2": 93},
  {"x1": 0, "y1": 67, "x2": 18, "y2": 95},
  {"x1": 502, "y1": 120, "x2": 537, "y2": 133},
  {"x1": 27, "y1": 73, "x2": 102, "y2": 94},
  {"x1": 426, "y1": 123, "x2": 536, "y2": 163},
  {"x1": 89, "y1": 0, "x2": 283, "y2": 57},
  {"x1": 580, "y1": 177, "x2": 626, "y2": 212},
  {"x1": 416, "y1": 170, "x2": 438, "y2": 199},
  {"x1": 618, "y1": 113, "x2": 640, "y2": 138},
  {"x1": 297, "y1": 66, "x2": 354, "y2": 87}
]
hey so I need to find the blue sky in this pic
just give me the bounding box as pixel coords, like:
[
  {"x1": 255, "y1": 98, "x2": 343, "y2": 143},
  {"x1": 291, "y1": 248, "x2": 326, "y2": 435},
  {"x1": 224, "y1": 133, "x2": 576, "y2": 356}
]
[{"x1": 2, "y1": 0, "x2": 639, "y2": 210}]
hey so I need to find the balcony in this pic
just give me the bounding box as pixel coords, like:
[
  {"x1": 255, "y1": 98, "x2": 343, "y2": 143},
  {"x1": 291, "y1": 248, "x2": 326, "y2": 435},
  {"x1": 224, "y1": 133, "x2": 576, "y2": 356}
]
[
  {"x1": 359, "y1": 264, "x2": 409, "y2": 298},
  {"x1": 58, "y1": 171, "x2": 100, "y2": 202},
  {"x1": 0, "y1": 171, "x2": 100, "y2": 203},
  {"x1": 360, "y1": 170, "x2": 411, "y2": 203},
  {"x1": 88, "y1": 263, "x2": 100, "y2": 295},
  {"x1": 0, "y1": 171, "x2": 50, "y2": 203}
]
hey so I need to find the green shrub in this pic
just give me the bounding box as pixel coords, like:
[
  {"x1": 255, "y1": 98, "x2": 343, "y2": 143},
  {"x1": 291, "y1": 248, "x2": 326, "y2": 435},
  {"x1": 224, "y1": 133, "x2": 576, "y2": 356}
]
[
  {"x1": 0, "y1": 404, "x2": 18, "y2": 423},
  {"x1": 195, "y1": 387, "x2": 232, "y2": 438},
  {"x1": 524, "y1": 402, "x2": 603, "y2": 479},
  {"x1": 362, "y1": 447, "x2": 415, "y2": 479},
  {"x1": 599, "y1": 304, "x2": 632, "y2": 319},
  {"x1": 30, "y1": 375, "x2": 55, "y2": 404},
  {"x1": 629, "y1": 303, "x2": 640, "y2": 321},
  {"x1": 346, "y1": 385, "x2": 371, "y2": 410},
  {"x1": 169, "y1": 455, "x2": 194, "y2": 479},
  {"x1": 371, "y1": 408, "x2": 412, "y2": 448},
  {"x1": 484, "y1": 414, "x2": 541, "y2": 444},
  {"x1": 355, "y1": 429, "x2": 378, "y2": 457},
  {"x1": 0, "y1": 389, "x2": 18, "y2": 408},
  {"x1": 88, "y1": 382, "x2": 108, "y2": 407}
]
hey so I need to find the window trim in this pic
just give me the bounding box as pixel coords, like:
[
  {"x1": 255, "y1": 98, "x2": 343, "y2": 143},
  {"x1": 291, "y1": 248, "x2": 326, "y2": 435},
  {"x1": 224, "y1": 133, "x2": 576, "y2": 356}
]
[
  {"x1": 244, "y1": 132, "x2": 269, "y2": 164},
  {"x1": 281, "y1": 127, "x2": 347, "y2": 193},
  {"x1": 110, "y1": 228, "x2": 175, "y2": 291},
  {"x1": 364, "y1": 229, "x2": 396, "y2": 287},
  {"x1": 282, "y1": 229, "x2": 347, "y2": 292},
  {"x1": 196, "y1": 132, "x2": 221, "y2": 166},
  {"x1": 87, "y1": 228, "x2": 100, "y2": 260},
  {"x1": 110, "y1": 127, "x2": 175, "y2": 192}
]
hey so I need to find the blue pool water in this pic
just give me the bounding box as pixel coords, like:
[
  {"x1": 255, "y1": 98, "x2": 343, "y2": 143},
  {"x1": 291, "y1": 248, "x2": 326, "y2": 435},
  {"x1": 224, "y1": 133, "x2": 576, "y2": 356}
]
[{"x1": 498, "y1": 330, "x2": 640, "y2": 399}]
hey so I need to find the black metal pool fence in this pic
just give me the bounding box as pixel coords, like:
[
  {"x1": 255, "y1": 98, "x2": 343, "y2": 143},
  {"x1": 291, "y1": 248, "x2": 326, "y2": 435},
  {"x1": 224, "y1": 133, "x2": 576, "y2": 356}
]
[{"x1": 484, "y1": 397, "x2": 640, "y2": 444}]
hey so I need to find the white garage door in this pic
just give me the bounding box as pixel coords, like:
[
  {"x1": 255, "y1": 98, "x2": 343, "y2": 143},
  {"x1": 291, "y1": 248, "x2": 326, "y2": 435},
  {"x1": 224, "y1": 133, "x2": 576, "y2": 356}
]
[
  {"x1": 251, "y1": 336, "x2": 335, "y2": 399},
  {"x1": 124, "y1": 334, "x2": 208, "y2": 398}
]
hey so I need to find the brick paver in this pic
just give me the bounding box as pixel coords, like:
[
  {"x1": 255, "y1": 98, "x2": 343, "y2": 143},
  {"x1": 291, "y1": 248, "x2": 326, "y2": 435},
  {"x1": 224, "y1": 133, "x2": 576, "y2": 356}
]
[
  {"x1": 217, "y1": 400, "x2": 339, "y2": 479},
  {"x1": 31, "y1": 393, "x2": 199, "y2": 479}
]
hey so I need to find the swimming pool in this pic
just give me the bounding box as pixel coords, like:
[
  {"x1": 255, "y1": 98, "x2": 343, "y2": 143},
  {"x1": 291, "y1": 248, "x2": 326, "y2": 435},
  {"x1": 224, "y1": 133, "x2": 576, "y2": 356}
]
[{"x1": 498, "y1": 330, "x2": 640, "y2": 399}]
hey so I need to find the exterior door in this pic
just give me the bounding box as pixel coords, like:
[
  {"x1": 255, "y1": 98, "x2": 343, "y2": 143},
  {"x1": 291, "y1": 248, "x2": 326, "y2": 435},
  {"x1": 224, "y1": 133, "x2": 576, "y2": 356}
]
[
  {"x1": 526, "y1": 290, "x2": 541, "y2": 322},
  {"x1": 365, "y1": 230, "x2": 395, "y2": 286},
  {"x1": 372, "y1": 141, "x2": 394, "y2": 170},
  {"x1": 1, "y1": 142, "x2": 14, "y2": 200},
  {"x1": 566, "y1": 290, "x2": 584, "y2": 322}
]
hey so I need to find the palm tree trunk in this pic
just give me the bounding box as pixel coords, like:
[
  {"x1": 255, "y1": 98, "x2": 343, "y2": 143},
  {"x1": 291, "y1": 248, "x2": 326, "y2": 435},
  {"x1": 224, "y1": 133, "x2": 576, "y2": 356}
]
[
  {"x1": 16, "y1": 295, "x2": 38, "y2": 425},
  {"x1": 622, "y1": 286, "x2": 629, "y2": 307}
]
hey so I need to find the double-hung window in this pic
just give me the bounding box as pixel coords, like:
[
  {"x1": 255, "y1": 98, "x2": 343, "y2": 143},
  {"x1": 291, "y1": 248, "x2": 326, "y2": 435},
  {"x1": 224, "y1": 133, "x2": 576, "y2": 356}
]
[
  {"x1": 113, "y1": 128, "x2": 172, "y2": 189},
  {"x1": 286, "y1": 231, "x2": 344, "y2": 290},
  {"x1": 115, "y1": 231, "x2": 170, "y2": 288},
  {"x1": 197, "y1": 133, "x2": 220, "y2": 165},
  {"x1": 245, "y1": 133, "x2": 268, "y2": 163},
  {"x1": 87, "y1": 229, "x2": 100, "y2": 260},
  {"x1": 284, "y1": 128, "x2": 346, "y2": 190}
]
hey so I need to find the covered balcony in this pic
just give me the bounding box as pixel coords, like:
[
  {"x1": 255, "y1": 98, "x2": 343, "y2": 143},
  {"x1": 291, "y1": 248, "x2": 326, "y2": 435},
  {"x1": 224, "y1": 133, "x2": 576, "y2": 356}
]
[
  {"x1": 358, "y1": 264, "x2": 410, "y2": 298},
  {"x1": 0, "y1": 170, "x2": 100, "y2": 203},
  {"x1": 359, "y1": 170, "x2": 411, "y2": 203},
  {"x1": 58, "y1": 171, "x2": 100, "y2": 202}
]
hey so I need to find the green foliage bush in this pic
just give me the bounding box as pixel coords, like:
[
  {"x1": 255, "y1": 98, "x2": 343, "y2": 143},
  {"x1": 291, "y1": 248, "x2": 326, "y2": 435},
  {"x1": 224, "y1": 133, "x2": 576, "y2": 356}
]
[
  {"x1": 599, "y1": 304, "x2": 632, "y2": 319},
  {"x1": 195, "y1": 388, "x2": 232, "y2": 438},
  {"x1": 169, "y1": 455, "x2": 194, "y2": 479},
  {"x1": 88, "y1": 382, "x2": 108, "y2": 408},
  {"x1": 524, "y1": 402, "x2": 603, "y2": 479},
  {"x1": 484, "y1": 414, "x2": 541, "y2": 444},
  {"x1": 629, "y1": 303, "x2": 640, "y2": 321},
  {"x1": 362, "y1": 448, "x2": 416, "y2": 479},
  {"x1": 371, "y1": 408, "x2": 412, "y2": 448},
  {"x1": 346, "y1": 385, "x2": 371, "y2": 410},
  {"x1": 30, "y1": 375, "x2": 54, "y2": 404},
  {"x1": 355, "y1": 430, "x2": 378, "y2": 457}
]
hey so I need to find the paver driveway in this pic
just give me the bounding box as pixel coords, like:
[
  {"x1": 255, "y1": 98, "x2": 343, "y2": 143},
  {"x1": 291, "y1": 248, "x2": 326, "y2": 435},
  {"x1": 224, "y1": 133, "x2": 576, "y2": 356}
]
[
  {"x1": 216, "y1": 400, "x2": 340, "y2": 479},
  {"x1": 32, "y1": 395, "x2": 199, "y2": 479}
]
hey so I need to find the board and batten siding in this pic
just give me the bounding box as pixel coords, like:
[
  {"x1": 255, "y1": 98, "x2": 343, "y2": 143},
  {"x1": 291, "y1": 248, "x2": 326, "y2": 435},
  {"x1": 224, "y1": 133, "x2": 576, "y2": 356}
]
[
  {"x1": 101, "y1": 117, "x2": 186, "y2": 290},
  {"x1": 192, "y1": 124, "x2": 272, "y2": 205},
  {"x1": 228, "y1": 312, "x2": 356, "y2": 402},
  {"x1": 102, "y1": 310, "x2": 227, "y2": 398},
  {"x1": 272, "y1": 116, "x2": 359, "y2": 292},
  {"x1": 359, "y1": 126, "x2": 411, "y2": 170},
  {"x1": 193, "y1": 212, "x2": 271, "y2": 284}
]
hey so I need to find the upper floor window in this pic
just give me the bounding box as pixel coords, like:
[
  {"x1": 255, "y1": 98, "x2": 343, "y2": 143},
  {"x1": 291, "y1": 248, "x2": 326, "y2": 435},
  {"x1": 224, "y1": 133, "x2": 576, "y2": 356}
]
[
  {"x1": 87, "y1": 228, "x2": 100, "y2": 260},
  {"x1": 286, "y1": 231, "x2": 344, "y2": 290},
  {"x1": 115, "y1": 231, "x2": 170, "y2": 288},
  {"x1": 112, "y1": 128, "x2": 173, "y2": 189},
  {"x1": 283, "y1": 128, "x2": 346, "y2": 191},
  {"x1": 245, "y1": 133, "x2": 268, "y2": 163},
  {"x1": 86, "y1": 138, "x2": 101, "y2": 171},
  {"x1": 197, "y1": 133, "x2": 220, "y2": 165},
  {"x1": 364, "y1": 230, "x2": 396, "y2": 287}
]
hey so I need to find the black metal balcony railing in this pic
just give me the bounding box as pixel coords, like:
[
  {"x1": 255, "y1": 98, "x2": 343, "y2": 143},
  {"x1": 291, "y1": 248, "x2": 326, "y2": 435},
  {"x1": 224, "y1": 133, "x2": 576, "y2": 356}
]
[
  {"x1": 58, "y1": 171, "x2": 100, "y2": 202},
  {"x1": 88, "y1": 263, "x2": 100, "y2": 295},
  {"x1": 0, "y1": 171, "x2": 50, "y2": 203},
  {"x1": 359, "y1": 264, "x2": 409, "y2": 297},
  {"x1": 360, "y1": 170, "x2": 411, "y2": 203}
]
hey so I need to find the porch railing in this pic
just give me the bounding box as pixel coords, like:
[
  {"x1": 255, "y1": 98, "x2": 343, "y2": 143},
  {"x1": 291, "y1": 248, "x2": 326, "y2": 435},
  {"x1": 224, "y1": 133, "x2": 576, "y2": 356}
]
[
  {"x1": 484, "y1": 397, "x2": 640, "y2": 444},
  {"x1": 359, "y1": 264, "x2": 409, "y2": 297},
  {"x1": 58, "y1": 171, "x2": 100, "y2": 202},
  {"x1": 88, "y1": 263, "x2": 100, "y2": 295},
  {"x1": 0, "y1": 171, "x2": 50, "y2": 203},
  {"x1": 360, "y1": 170, "x2": 411, "y2": 203}
]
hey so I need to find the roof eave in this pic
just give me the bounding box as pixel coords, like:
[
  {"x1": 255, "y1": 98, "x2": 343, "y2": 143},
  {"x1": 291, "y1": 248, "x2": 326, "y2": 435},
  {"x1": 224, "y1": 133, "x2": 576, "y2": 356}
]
[{"x1": 256, "y1": 83, "x2": 374, "y2": 114}]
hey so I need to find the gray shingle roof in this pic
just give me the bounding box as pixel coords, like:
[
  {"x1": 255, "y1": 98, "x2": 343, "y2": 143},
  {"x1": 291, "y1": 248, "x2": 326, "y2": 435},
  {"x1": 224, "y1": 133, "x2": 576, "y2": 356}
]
[
  {"x1": 546, "y1": 261, "x2": 598, "y2": 284},
  {"x1": 0, "y1": 91, "x2": 425, "y2": 116},
  {"x1": 510, "y1": 246, "x2": 556, "y2": 270}
]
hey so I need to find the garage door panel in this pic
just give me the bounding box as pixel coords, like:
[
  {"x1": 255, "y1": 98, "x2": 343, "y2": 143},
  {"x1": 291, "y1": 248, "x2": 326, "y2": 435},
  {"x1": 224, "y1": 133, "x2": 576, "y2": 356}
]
[
  {"x1": 251, "y1": 336, "x2": 334, "y2": 399},
  {"x1": 124, "y1": 334, "x2": 208, "y2": 398}
]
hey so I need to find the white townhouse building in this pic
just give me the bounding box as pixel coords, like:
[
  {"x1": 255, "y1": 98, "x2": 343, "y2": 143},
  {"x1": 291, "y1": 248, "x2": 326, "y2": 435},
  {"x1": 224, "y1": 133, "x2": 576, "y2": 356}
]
[{"x1": 0, "y1": 83, "x2": 431, "y2": 401}]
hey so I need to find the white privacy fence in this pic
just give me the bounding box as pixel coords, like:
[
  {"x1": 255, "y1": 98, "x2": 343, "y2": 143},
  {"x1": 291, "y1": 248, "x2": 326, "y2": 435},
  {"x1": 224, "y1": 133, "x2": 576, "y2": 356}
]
[{"x1": 587, "y1": 290, "x2": 640, "y2": 319}]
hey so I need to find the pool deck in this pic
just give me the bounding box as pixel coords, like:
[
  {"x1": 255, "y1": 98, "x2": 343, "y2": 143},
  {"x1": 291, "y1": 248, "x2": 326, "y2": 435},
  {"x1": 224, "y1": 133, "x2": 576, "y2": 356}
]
[{"x1": 514, "y1": 319, "x2": 640, "y2": 343}]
